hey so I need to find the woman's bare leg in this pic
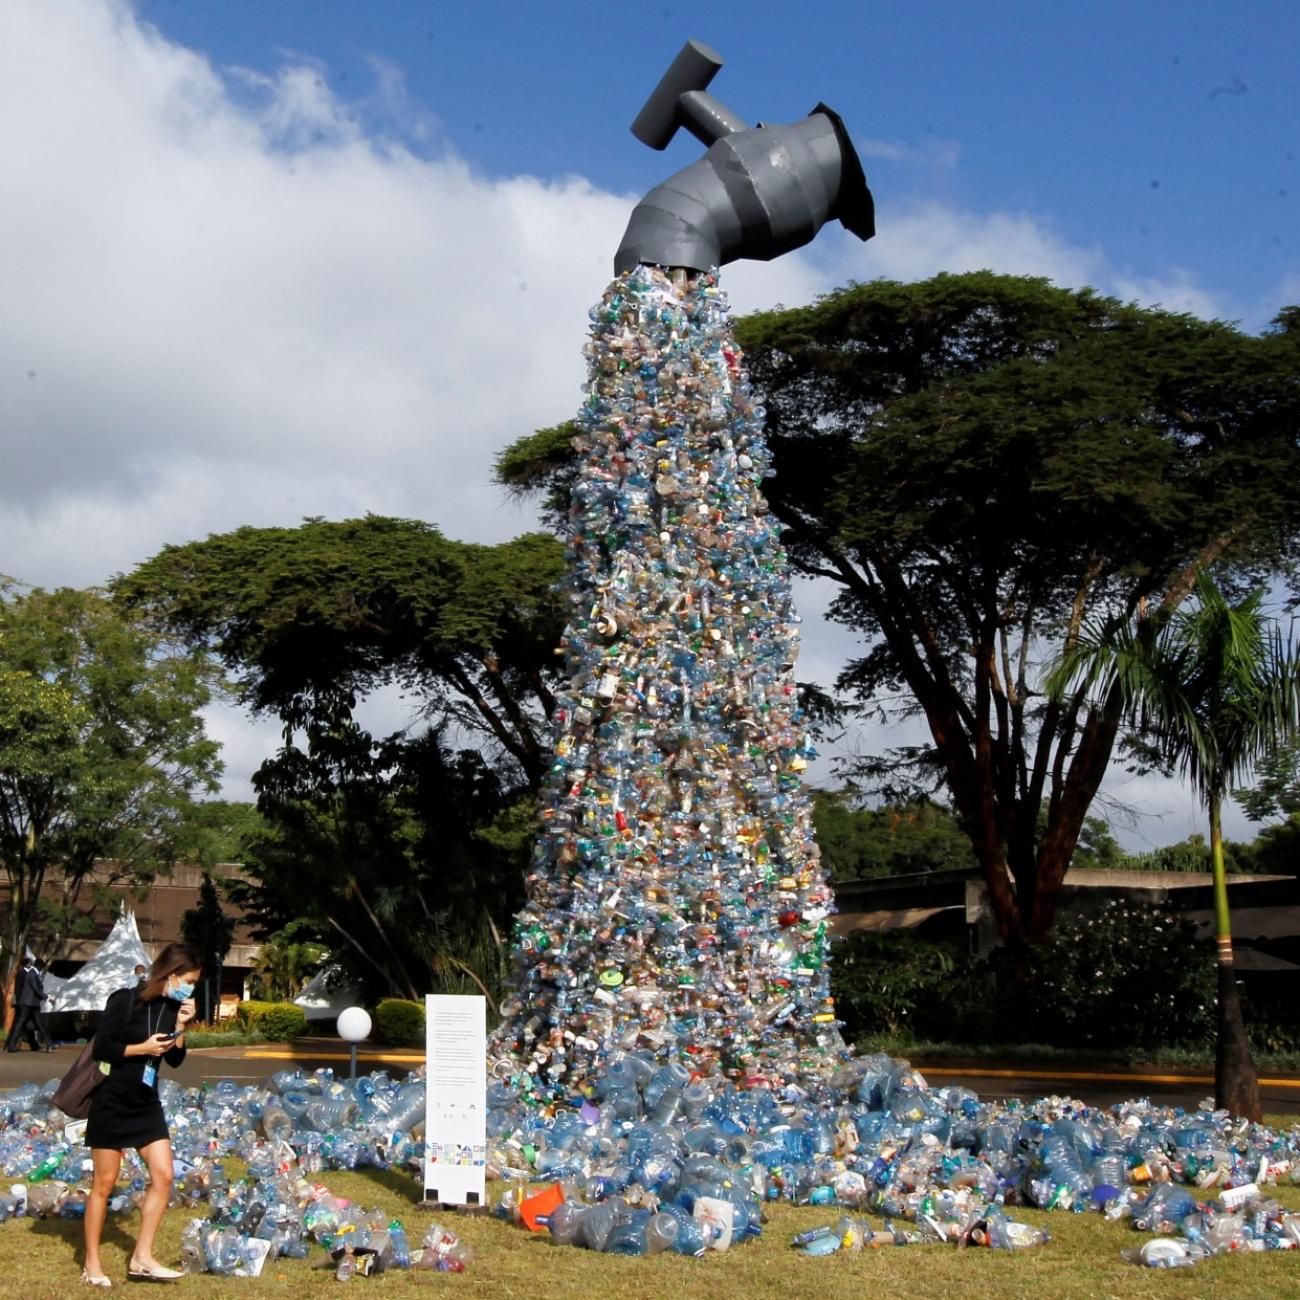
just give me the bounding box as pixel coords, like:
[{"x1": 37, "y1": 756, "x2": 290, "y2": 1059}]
[
  {"x1": 84, "y1": 1147, "x2": 123, "y2": 1277},
  {"x1": 131, "y1": 1139, "x2": 175, "y2": 1267}
]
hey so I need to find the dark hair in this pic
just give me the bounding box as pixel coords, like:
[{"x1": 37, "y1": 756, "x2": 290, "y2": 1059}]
[{"x1": 138, "y1": 942, "x2": 203, "y2": 1003}]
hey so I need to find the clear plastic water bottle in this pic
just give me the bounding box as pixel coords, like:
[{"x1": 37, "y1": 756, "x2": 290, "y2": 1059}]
[
  {"x1": 644, "y1": 1211, "x2": 680, "y2": 1254},
  {"x1": 576, "y1": 1199, "x2": 621, "y2": 1251},
  {"x1": 180, "y1": 1220, "x2": 206, "y2": 1274},
  {"x1": 334, "y1": 1246, "x2": 356, "y2": 1281},
  {"x1": 603, "y1": 1209, "x2": 651, "y2": 1255},
  {"x1": 546, "y1": 1202, "x2": 584, "y2": 1246},
  {"x1": 209, "y1": 1227, "x2": 245, "y2": 1275}
]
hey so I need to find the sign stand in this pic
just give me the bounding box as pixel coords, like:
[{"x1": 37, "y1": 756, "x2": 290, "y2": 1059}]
[{"x1": 422, "y1": 994, "x2": 487, "y2": 1208}]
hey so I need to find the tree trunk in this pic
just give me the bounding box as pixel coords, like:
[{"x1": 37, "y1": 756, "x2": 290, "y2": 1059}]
[
  {"x1": 1, "y1": 963, "x2": 15, "y2": 1034},
  {"x1": 1216, "y1": 964, "x2": 1260, "y2": 1122},
  {"x1": 1209, "y1": 791, "x2": 1261, "y2": 1121}
]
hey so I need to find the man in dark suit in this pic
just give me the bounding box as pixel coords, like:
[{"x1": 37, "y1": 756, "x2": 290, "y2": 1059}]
[{"x1": 5, "y1": 955, "x2": 53, "y2": 1051}]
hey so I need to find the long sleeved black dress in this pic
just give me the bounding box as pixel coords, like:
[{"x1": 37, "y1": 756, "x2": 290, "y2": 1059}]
[{"x1": 85, "y1": 987, "x2": 187, "y2": 1150}]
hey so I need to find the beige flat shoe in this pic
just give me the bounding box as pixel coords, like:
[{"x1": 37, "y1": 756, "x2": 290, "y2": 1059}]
[
  {"x1": 126, "y1": 1260, "x2": 181, "y2": 1283},
  {"x1": 81, "y1": 1269, "x2": 113, "y2": 1288}
]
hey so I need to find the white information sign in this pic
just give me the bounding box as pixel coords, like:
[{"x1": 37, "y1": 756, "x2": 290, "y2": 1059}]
[{"x1": 423, "y1": 993, "x2": 487, "y2": 1206}]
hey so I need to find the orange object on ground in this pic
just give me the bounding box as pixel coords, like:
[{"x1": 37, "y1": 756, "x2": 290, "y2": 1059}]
[{"x1": 520, "y1": 1182, "x2": 565, "y2": 1232}]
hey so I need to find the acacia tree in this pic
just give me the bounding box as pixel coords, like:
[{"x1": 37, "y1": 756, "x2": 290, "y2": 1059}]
[
  {"x1": 1048, "y1": 573, "x2": 1300, "y2": 1118},
  {"x1": 118, "y1": 517, "x2": 561, "y2": 999},
  {"x1": 0, "y1": 583, "x2": 221, "y2": 1024},
  {"x1": 502, "y1": 273, "x2": 1300, "y2": 945},
  {"x1": 117, "y1": 516, "x2": 565, "y2": 786}
]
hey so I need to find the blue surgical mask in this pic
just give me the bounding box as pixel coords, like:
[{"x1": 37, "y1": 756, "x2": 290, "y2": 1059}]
[{"x1": 168, "y1": 979, "x2": 195, "y2": 1002}]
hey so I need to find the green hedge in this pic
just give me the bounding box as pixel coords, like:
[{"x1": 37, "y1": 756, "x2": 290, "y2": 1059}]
[
  {"x1": 374, "y1": 998, "x2": 425, "y2": 1046},
  {"x1": 831, "y1": 900, "x2": 1218, "y2": 1053},
  {"x1": 184, "y1": 1028, "x2": 265, "y2": 1048},
  {"x1": 235, "y1": 999, "x2": 308, "y2": 1041}
]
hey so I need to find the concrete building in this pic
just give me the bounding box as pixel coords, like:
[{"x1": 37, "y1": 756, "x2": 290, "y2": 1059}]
[
  {"x1": 832, "y1": 866, "x2": 1300, "y2": 972},
  {"x1": 3, "y1": 861, "x2": 261, "y2": 1018}
]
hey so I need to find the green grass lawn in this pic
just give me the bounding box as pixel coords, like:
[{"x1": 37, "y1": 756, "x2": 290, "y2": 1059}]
[{"x1": 9, "y1": 1130, "x2": 1300, "y2": 1300}]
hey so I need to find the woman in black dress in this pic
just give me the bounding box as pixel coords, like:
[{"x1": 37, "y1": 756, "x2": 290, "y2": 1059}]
[{"x1": 82, "y1": 942, "x2": 201, "y2": 1286}]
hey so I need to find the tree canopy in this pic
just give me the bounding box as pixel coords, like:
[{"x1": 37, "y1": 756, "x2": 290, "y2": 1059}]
[
  {"x1": 227, "y1": 723, "x2": 529, "y2": 1002},
  {"x1": 116, "y1": 516, "x2": 566, "y2": 786},
  {"x1": 811, "y1": 791, "x2": 976, "y2": 882},
  {"x1": 0, "y1": 582, "x2": 221, "y2": 1011},
  {"x1": 502, "y1": 272, "x2": 1300, "y2": 944},
  {"x1": 117, "y1": 516, "x2": 568, "y2": 1001}
]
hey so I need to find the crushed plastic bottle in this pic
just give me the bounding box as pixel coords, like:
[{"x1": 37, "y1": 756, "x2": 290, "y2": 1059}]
[
  {"x1": 417, "y1": 1221, "x2": 472, "y2": 1272},
  {"x1": 334, "y1": 1245, "x2": 356, "y2": 1282},
  {"x1": 1123, "y1": 1238, "x2": 1201, "y2": 1269},
  {"x1": 180, "y1": 1219, "x2": 206, "y2": 1274}
]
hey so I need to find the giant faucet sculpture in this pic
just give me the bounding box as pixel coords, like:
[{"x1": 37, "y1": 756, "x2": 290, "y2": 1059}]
[
  {"x1": 616, "y1": 39, "x2": 874, "y2": 273},
  {"x1": 489, "y1": 42, "x2": 874, "y2": 1098}
]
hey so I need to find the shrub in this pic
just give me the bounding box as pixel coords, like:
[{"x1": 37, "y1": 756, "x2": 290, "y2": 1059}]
[
  {"x1": 374, "y1": 998, "x2": 425, "y2": 1046},
  {"x1": 235, "y1": 999, "x2": 308, "y2": 1041},
  {"x1": 1004, "y1": 900, "x2": 1216, "y2": 1050},
  {"x1": 831, "y1": 931, "x2": 975, "y2": 1042},
  {"x1": 831, "y1": 901, "x2": 1218, "y2": 1054},
  {"x1": 185, "y1": 1027, "x2": 265, "y2": 1048}
]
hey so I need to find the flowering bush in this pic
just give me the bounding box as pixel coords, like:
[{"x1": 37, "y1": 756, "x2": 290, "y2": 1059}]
[{"x1": 1013, "y1": 900, "x2": 1216, "y2": 1049}]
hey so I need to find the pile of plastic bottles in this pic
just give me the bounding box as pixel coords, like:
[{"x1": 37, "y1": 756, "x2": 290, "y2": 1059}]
[
  {"x1": 175, "y1": 1169, "x2": 469, "y2": 1278},
  {"x1": 1120, "y1": 1182, "x2": 1300, "y2": 1267},
  {"x1": 0, "y1": 1067, "x2": 443, "y2": 1276},
  {"x1": 7, "y1": 1053, "x2": 1300, "y2": 1273},
  {"x1": 490, "y1": 265, "x2": 840, "y2": 1095},
  {"x1": 482, "y1": 1049, "x2": 1300, "y2": 1264}
]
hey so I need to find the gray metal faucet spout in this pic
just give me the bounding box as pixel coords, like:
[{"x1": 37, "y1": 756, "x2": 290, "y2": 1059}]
[{"x1": 615, "y1": 39, "x2": 875, "y2": 274}]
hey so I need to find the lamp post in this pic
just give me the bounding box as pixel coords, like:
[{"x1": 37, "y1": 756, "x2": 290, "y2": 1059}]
[{"x1": 336, "y1": 1006, "x2": 371, "y2": 1080}]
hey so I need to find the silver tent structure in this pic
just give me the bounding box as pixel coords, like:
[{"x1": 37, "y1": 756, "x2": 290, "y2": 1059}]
[
  {"x1": 293, "y1": 965, "x2": 361, "y2": 1022},
  {"x1": 50, "y1": 909, "x2": 150, "y2": 1012}
]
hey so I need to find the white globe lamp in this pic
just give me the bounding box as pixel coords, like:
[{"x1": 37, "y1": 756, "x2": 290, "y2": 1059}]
[{"x1": 337, "y1": 1006, "x2": 372, "y2": 1079}]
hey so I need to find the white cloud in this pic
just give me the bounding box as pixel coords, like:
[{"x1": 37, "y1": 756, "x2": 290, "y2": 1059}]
[
  {"x1": 809, "y1": 199, "x2": 1229, "y2": 325},
  {"x1": 0, "y1": 1, "x2": 1235, "y2": 840},
  {"x1": 1111, "y1": 268, "x2": 1225, "y2": 322},
  {"x1": 0, "y1": 0, "x2": 823, "y2": 595}
]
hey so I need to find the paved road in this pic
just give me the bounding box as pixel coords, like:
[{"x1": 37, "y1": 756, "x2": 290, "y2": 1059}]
[
  {"x1": 915, "y1": 1064, "x2": 1300, "y2": 1116},
  {"x1": 0, "y1": 1039, "x2": 423, "y2": 1093},
  {"x1": 5, "y1": 1042, "x2": 1298, "y2": 1116}
]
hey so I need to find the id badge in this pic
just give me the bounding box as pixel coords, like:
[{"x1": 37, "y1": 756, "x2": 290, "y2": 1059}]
[{"x1": 142, "y1": 1062, "x2": 157, "y2": 1088}]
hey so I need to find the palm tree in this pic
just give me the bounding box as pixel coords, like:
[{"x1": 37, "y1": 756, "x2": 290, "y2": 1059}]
[
  {"x1": 1047, "y1": 572, "x2": 1300, "y2": 1120},
  {"x1": 250, "y1": 925, "x2": 329, "y2": 1002}
]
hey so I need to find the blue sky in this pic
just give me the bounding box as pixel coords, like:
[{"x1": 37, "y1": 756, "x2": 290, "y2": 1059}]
[
  {"x1": 140, "y1": 0, "x2": 1297, "y2": 328},
  {"x1": 2, "y1": 0, "x2": 1296, "y2": 844}
]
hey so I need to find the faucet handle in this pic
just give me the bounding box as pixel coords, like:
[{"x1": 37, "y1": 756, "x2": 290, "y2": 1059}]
[{"x1": 631, "y1": 39, "x2": 747, "y2": 150}]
